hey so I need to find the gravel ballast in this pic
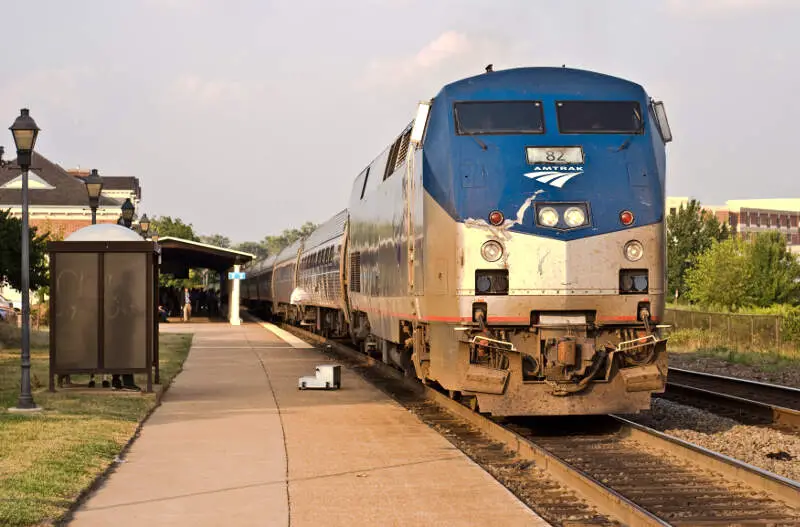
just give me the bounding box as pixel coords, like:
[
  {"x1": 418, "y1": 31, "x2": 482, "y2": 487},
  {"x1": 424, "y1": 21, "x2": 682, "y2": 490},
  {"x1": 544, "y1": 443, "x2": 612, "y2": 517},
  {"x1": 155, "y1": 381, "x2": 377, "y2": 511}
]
[{"x1": 631, "y1": 398, "x2": 800, "y2": 482}]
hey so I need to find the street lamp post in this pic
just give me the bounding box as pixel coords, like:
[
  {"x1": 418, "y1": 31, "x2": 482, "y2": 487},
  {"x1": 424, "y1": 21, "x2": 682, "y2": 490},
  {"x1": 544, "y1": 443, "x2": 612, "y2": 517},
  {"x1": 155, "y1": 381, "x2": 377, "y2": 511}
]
[
  {"x1": 9, "y1": 108, "x2": 41, "y2": 412},
  {"x1": 114, "y1": 198, "x2": 142, "y2": 392},
  {"x1": 84, "y1": 169, "x2": 103, "y2": 225},
  {"x1": 121, "y1": 198, "x2": 135, "y2": 228},
  {"x1": 139, "y1": 214, "x2": 150, "y2": 238}
]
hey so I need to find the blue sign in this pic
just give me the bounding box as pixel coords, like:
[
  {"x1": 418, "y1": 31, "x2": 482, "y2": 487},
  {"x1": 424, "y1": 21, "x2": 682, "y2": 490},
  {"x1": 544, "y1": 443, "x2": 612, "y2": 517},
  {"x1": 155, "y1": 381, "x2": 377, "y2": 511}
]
[{"x1": 228, "y1": 272, "x2": 246, "y2": 280}]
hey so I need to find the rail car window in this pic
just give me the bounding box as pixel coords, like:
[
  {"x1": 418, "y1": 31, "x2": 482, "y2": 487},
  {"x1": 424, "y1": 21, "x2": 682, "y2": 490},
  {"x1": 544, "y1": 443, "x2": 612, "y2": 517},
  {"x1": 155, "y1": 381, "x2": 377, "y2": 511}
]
[
  {"x1": 359, "y1": 167, "x2": 370, "y2": 200},
  {"x1": 556, "y1": 101, "x2": 643, "y2": 134},
  {"x1": 454, "y1": 101, "x2": 544, "y2": 135}
]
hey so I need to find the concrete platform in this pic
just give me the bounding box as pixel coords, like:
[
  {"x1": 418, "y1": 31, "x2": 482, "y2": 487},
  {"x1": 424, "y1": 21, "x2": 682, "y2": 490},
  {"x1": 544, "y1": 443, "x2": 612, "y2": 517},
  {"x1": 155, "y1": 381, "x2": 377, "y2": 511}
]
[{"x1": 69, "y1": 321, "x2": 549, "y2": 526}]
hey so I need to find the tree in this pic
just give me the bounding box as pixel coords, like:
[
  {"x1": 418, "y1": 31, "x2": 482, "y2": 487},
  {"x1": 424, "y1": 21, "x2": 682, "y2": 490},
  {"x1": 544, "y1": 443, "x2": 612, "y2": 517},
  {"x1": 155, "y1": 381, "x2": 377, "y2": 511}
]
[
  {"x1": 685, "y1": 238, "x2": 752, "y2": 310},
  {"x1": 667, "y1": 199, "x2": 729, "y2": 300},
  {"x1": 151, "y1": 216, "x2": 198, "y2": 241},
  {"x1": 200, "y1": 234, "x2": 231, "y2": 248},
  {"x1": 235, "y1": 241, "x2": 268, "y2": 259},
  {"x1": 150, "y1": 216, "x2": 198, "y2": 288},
  {"x1": 262, "y1": 222, "x2": 317, "y2": 256},
  {"x1": 747, "y1": 231, "x2": 800, "y2": 307},
  {"x1": 0, "y1": 209, "x2": 50, "y2": 292},
  {"x1": 159, "y1": 269, "x2": 203, "y2": 290},
  {"x1": 33, "y1": 219, "x2": 66, "y2": 304}
]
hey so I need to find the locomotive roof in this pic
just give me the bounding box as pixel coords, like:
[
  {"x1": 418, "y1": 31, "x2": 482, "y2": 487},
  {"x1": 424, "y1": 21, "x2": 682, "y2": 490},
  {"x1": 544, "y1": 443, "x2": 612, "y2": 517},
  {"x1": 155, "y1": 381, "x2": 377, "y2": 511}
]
[{"x1": 438, "y1": 67, "x2": 645, "y2": 100}]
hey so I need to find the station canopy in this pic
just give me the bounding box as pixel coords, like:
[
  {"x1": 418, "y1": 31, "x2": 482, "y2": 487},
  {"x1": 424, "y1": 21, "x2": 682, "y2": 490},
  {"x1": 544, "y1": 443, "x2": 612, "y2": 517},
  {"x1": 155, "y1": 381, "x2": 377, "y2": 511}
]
[{"x1": 157, "y1": 237, "x2": 255, "y2": 278}]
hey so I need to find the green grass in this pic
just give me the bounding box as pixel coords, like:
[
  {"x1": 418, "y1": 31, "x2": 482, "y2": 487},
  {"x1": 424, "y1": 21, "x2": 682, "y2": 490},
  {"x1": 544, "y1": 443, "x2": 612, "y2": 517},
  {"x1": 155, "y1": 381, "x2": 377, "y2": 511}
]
[
  {"x1": 0, "y1": 328, "x2": 192, "y2": 527},
  {"x1": 669, "y1": 341, "x2": 800, "y2": 372},
  {"x1": 666, "y1": 325, "x2": 800, "y2": 358},
  {"x1": 668, "y1": 328, "x2": 800, "y2": 370}
]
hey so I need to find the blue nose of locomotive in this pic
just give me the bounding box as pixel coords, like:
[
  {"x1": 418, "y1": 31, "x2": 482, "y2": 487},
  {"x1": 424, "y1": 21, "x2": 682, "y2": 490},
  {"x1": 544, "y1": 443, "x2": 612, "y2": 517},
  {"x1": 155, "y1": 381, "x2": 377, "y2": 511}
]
[{"x1": 421, "y1": 67, "x2": 666, "y2": 240}]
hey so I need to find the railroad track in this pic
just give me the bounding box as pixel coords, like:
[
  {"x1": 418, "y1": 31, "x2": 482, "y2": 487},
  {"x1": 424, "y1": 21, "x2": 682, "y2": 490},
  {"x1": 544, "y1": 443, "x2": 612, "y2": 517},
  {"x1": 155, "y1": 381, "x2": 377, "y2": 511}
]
[
  {"x1": 663, "y1": 367, "x2": 800, "y2": 433},
  {"x1": 253, "y1": 317, "x2": 800, "y2": 526}
]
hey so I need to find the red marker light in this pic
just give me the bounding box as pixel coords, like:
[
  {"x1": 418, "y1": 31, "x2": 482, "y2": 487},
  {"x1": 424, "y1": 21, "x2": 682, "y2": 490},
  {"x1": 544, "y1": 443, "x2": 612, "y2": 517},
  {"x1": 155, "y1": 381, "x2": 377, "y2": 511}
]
[
  {"x1": 489, "y1": 210, "x2": 504, "y2": 226},
  {"x1": 620, "y1": 210, "x2": 634, "y2": 226}
]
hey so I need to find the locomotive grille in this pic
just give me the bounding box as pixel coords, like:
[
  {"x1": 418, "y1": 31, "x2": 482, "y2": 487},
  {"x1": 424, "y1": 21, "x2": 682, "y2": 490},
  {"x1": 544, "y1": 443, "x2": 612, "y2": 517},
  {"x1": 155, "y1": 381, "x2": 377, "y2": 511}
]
[
  {"x1": 350, "y1": 252, "x2": 361, "y2": 293},
  {"x1": 384, "y1": 128, "x2": 412, "y2": 180},
  {"x1": 395, "y1": 130, "x2": 411, "y2": 170}
]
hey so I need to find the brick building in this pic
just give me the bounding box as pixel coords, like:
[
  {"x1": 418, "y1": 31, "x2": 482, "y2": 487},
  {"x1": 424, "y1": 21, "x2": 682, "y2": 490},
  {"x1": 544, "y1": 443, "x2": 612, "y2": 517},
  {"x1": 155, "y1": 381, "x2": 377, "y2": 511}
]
[
  {"x1": 0, "y1": 152, "x2": 144, "y2": 306},
  {"x1": 0, "y1": 152, "x2": 141, "y2": 240},
  {"x1": 667, "y1": 197, "x2": 800, "y2": 254}
]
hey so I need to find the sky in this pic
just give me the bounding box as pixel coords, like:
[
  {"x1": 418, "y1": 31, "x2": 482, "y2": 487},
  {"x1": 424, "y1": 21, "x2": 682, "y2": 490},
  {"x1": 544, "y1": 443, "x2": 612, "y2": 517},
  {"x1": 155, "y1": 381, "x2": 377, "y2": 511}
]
[{"x1": 1, "y1": 0, "x2": 798, "y2": 243}]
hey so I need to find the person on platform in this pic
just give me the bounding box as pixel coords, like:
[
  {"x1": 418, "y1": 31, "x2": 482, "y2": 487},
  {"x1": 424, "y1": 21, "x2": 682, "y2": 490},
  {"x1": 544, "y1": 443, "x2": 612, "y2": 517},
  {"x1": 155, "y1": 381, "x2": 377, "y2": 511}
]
[
  {"x1": 182, "y1": 287, "x2": 192, "y2": 322},
  {"x1": 158, "y1": 304, "x2": 169, "y2": 323}
]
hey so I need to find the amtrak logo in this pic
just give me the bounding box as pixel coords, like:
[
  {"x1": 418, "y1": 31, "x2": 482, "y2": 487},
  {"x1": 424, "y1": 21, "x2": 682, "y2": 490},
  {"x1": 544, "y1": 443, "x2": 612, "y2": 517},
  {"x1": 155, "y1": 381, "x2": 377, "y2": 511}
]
[{"x1": 523, "y1": 166, "x2": 584, "y2": 188}]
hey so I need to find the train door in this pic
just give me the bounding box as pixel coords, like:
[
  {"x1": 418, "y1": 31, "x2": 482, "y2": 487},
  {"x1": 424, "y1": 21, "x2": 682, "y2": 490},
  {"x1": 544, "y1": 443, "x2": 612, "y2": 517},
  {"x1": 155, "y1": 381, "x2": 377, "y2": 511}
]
[{"x1": 340, "y1": 217, "x2": 353, "y2": 327}]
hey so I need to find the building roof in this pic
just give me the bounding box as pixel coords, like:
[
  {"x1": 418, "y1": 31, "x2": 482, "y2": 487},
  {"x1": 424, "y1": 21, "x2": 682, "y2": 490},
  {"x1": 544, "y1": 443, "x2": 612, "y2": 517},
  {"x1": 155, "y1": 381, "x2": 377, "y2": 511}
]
[
  {"x1": 667, "y1": 196, "x2": 800, "y2": 214},
  {"x1": 0, "y1": 152, "x2": 121, "y2": 207},
  {"x1": 68, "y1": 169, "x2": 141, "y2": 199},
  {"x1": 726, "y1": 199, "x2": 800, "y2": 213}
]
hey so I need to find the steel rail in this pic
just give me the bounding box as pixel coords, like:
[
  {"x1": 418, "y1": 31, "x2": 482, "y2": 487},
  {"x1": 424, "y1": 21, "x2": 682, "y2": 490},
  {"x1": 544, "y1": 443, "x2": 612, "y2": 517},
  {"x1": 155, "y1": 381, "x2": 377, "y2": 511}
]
[{"x1": 665, "y1": 367, "x2": 800, "y2": 432}]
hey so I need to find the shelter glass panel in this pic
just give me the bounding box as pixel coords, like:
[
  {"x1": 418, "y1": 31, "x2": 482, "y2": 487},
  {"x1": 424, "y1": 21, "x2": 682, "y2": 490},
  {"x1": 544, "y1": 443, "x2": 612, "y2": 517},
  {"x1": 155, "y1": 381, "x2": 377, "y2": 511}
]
[
  {"x1": 53, "y1": 253, "x2": 99, "y2": 369},
  {"x1": 103, "y1": 253, "x2": 148, "y2": 369}
]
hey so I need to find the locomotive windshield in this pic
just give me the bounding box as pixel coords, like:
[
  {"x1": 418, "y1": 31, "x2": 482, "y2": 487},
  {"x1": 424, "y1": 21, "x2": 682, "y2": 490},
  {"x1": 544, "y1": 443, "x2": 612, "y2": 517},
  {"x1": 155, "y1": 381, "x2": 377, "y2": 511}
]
[
  {"x1": 454, "y1": 101, "x2": 544, "y2": 134},
  {"x1": 556, "y1": 101, "x2": 643, "y2": 134}
]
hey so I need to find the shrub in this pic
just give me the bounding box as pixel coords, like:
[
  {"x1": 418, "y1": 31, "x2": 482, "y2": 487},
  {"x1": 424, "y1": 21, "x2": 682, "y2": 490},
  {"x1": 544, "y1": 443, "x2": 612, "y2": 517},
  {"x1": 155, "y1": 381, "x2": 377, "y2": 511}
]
[{"x1": 0, "y1": 322, "x2": 49, "y2": 349}]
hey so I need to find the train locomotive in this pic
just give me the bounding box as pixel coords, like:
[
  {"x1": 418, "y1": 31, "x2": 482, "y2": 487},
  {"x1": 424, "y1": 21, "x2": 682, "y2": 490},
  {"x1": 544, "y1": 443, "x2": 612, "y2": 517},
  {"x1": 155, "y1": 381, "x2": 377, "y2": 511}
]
[{"x1": 243, "y1": 66, "x2": 674, "y2": 416}]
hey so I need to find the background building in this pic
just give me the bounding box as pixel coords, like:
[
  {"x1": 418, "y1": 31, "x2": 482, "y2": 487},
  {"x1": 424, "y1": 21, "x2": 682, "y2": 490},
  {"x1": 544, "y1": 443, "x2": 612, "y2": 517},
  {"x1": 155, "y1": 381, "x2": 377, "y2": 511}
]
[
  {"x1": 0, "y1": 151, "x2": 144, "y2": 306},
  {"x1": 0, "y1": 152, "x2": 142, "y2": 239},
  {"x1": 667, "y1": 197, "x2": 800, "y2": 254},
  {"x1": 67, "y1": 168, "x2": 141, "y2": 211}
]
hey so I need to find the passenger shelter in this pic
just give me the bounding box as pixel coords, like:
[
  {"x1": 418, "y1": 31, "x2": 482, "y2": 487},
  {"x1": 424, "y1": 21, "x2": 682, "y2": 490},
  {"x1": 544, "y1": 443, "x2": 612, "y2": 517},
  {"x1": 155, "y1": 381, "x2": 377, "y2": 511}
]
[
  {"x1": 157, "y1": 237, "x2": 255, "y2": 325},
  {"x1": 48, "y1": 224, "x2": 160, "y2": 391}
]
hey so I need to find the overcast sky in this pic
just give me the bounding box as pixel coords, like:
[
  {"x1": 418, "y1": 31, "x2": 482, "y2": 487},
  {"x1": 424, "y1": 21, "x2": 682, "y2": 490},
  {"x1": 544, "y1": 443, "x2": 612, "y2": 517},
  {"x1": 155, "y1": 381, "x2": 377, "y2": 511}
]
[{"x1": 1, "y1": 0, "x2": 797, "y2": 243}]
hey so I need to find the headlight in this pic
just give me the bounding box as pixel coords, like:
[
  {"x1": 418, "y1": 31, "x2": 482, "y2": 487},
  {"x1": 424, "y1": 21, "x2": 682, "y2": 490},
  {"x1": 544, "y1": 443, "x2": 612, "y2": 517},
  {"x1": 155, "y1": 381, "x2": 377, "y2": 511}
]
[
  {"x1": 481, "y1": 240, "x2": 504, "y2": 262},
  {"x1": 619, "y1": 269, "x2": 649, "y2": 293},
  {"x1": 624, "y1": 240, "x2": 644, "y2": 262},
  {"x1": 476, "y1": 274, "x2": 493, "y2": 293},
  {"x1": 564, "y1": 206, "x2": 586, "y2": 227},
  {"x1": 538, "y1": 207, "x2": 559, "y2": 227}
]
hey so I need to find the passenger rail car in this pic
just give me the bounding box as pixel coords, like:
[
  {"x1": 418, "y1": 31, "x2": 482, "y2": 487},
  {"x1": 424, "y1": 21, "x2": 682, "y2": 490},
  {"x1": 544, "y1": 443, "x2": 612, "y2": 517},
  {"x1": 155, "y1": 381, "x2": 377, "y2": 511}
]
[
  {"x1": 272, "y1": 239, "x2": 304, "y2": 321},
  {"x1": 242, "y1": 66, "x2": 674, "y2": 416}
]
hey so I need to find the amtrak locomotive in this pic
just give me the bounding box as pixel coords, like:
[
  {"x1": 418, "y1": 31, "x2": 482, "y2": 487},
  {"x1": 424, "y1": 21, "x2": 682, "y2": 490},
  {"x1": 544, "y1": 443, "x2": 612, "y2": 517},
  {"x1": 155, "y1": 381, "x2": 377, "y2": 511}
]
[{"x1": 243, "y1": 66, "x2": 673, "y2": 416}]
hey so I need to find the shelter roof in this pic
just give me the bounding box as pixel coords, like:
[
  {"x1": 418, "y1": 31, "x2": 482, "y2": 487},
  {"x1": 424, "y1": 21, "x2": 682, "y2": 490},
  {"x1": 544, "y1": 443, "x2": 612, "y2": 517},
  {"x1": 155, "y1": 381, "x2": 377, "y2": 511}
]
[{"x1": 158, "y1": 236, "x2": 255, "y2": 276}]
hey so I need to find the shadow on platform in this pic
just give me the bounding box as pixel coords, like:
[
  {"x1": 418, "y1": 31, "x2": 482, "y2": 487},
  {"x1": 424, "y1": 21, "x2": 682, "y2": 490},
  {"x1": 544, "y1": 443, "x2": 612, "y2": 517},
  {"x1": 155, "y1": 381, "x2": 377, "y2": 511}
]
[{"x1": 164, "y1": 316, "x2": 229, "y2": 324}]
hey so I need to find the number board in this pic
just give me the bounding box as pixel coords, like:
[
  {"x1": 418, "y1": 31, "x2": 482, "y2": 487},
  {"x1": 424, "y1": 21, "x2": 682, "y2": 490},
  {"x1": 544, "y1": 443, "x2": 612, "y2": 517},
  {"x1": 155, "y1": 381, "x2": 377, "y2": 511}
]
[{"x1": 526, "y1": 146, "x2": 584, "y2": 165}]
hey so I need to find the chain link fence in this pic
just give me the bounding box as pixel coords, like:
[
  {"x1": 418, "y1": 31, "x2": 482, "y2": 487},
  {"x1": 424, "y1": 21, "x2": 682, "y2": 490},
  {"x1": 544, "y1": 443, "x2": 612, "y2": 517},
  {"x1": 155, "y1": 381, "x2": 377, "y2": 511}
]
[{"x1": 663, "y1": 308, "x2": 799, "y2": 356}]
